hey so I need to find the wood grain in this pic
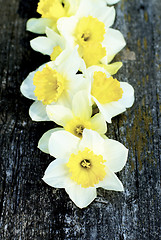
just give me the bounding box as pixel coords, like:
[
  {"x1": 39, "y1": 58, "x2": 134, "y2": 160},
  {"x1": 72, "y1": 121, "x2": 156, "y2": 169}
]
[{"x1": 0, "y1": 0, "x2": 160, "y2": 239}]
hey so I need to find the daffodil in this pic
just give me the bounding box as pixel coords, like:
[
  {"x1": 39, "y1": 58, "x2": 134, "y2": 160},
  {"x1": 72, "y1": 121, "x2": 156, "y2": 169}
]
[
  {"x1": 85, "y1": 66, "x2": 134, "y2": 123},
  {"x1": 26, "y1": 0, "x2": 80, "y2": 34},
  {"x1": 42, "y1": 129, "x2": 128, "y2": 208},
  {"x1": 56, "y1": 1, "x2": 126, "y2": 67},
  {"x1": 20, "y1": 47, "x2": 87, "y2": 121},
  {"x1": 38, "y1": 90, "x2": 107, "y2": 153}
]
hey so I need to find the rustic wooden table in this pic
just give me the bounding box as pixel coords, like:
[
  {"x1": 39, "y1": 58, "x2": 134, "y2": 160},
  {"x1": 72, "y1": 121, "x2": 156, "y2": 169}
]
[{"x1": 0, "y1": 0, "x2": 161, "y2": 239}]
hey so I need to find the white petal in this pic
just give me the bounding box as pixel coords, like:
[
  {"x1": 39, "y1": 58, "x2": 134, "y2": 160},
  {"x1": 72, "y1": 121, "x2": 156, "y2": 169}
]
[
  {"x1": 102, "y1": 29, "x2": 126, "y2": 63},
  {"x1": 90, "y1": 113, "x2": 107, "y2": 134},
  {"x1": 42, "y1": 158, "x2": 72, "y2": 188},
  {"x1": 38, "y1": 128, "x2": 63, "y2": 154},
  {"x1": 68, "y1": 74, "x2": 89, "y2": 99},
  {"x1": 79, "y1": 129, "x2": 105, "y2": 156},
  {"x1": 30, "y1": 37, "x2": 55, "y2": 55},
  {"x1": 20, "y1": 71, "x2": 36, "y2": 100},
  {"x1": 26, "y1": 18, "x2": 53, "y2": 34},
  {"x1": 119, "y1": 82, "x2": 135, "y2": 108},
  {"x1": 106, "y1": 0, "x2": 120, "y2": 5},
  {"x1": 65, "y1": 184, "x2": 96, "y2": 208},
  {"x1": 93, "y1": 96, "x2": 126, "y2": 123},
  {"x1": 57, "y1": 17, "x2": 77, "y2": 44},
  {"x1": 76, "y1": 0, "x2": 106, "y2": 18},
  {"x1": 57, "y1": 46, "x2": 81, "y2": 77},
  {"x1": 29, "y1": 101, "x2": 50, "y2": 121},
  {"x1": 98, "y1": 168, "x2": 124, "y2": 191},
  {"x1": 96, "y1": 6, "x2": 116, "y2": 27},
  {"x1": 46, "y1": 105, "x2": 73, "y2": 126},
  {"x1": 46, "y1": 27, "x2": 64, "y2": 47},
  {"x1": 72, "y1": 90, "x2": 92, "y2": 120},
  {"x1": 103, "y1": 139, "x2": 128, "y2": 172},
  {"x1": 49, "y1": 130, "x2": 80, "y2": 158}
]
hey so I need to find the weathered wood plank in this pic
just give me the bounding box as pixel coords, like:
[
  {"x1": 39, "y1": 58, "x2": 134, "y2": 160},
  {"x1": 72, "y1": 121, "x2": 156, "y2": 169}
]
[{"x1": 0, "y1": 0, "x2": 160, "y2": 239}]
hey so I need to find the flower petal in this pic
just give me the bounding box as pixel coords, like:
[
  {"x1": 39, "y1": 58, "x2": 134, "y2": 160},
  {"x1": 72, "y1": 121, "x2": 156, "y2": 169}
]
[
  {"x1": 29, "y1": 101, "x2": 50, "y2": 121},
  {"x1": 97, "y1": 168, "x2": 124, "y2": 191},
  {"x1": 46, "y1": 105, "x2": 73, "y2": 126},
  {"x1": 49, "y1": 130, "x2": 80, "y2": 158},
  {"x1": 56, "y1": 46, "x2": 82, "y2": 77},
  {"x1": 65, "y1": 184, "x2": 96, "y2": 208},
  {"x1": 38, "y1": 128, "x2": 63, "y2": 154},
  {"x1": 46, "y1": 27, "x2": 63, "y2": 46},
  {"x1": 103, "y1": 139, "x2": 128, "y2": 172},
  {"x1": 96, "y1": 6, "x2": 115, "y2": 27},
  {"x1": 30, "y1": 37, "x2": 55, "y2": 55},
  {"x1": 93, "y1": 96, "x2": 126, "y2": 123},
  {"x1": 26, "y1": 18, "x2": 53, "y2": 34},
  {"x1": 79, "y1": 129, "x2": 105, "y2": 156},
  {"x1": 90, "y1": 113, "x2": 107, "y2": 134},
  {"x1": 102, "y1": 29, "x2": 126, "y2": 63},
  {"x1": 72, "y1": 90, "x2": 92, "y2": 120},
  {"x1": 119, "y1": 82, "x2": 135, "y2": 108},
  {"x1": 106, "y1": 0, "x2": 120, "y2": 5},
  {"x1": 20, "y1": 71, "x2": 36, "y2": 100},
  {"x1": 57, "y1": 16, "x2": 76, "y2": 45},
  {"x1": 42, "y1": 158, "x2": 73, "y2": 188}
]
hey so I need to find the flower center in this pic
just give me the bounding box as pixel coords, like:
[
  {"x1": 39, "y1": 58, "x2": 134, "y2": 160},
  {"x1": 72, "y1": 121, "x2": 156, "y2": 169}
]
[
  {"x1": 37, "y1": 0, "x2": 68, "y2": 20},
  {"x1": 80, "y1": 159, "x2": 91, "y2": 168},
  {"x1": 67, "y1": 148, "x2": 106, "y2": 188},
  {"x1": 74, "y1": 16, "x2": 106, "y2": 67},
  {"x1": 64, "y1": 117, "x2": 92, "y2": 138},
  {"x1": 91, "y1": 71, "x2": 123, "y2": 104},
  {"x1": 33, "y1": 65, "x2": 65, "y2": 105}
]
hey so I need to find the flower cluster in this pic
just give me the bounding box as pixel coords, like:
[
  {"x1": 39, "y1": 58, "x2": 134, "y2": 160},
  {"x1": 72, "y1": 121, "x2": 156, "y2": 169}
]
[{"x1": 21, "y1": 0, "x2": 134, "y2": 208}]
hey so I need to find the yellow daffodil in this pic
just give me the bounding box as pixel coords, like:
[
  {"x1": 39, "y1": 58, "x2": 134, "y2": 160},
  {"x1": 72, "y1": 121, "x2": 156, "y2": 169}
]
[
  {"x1": 42, "y1": 129, "x2": 128, "y2": 208},
  {"x1": 38, "y1": 90, "x2": 107, "y2": 153},
  {"x1": 20, "y1": 47, "x2": 87, "y2": 121},
  {"x1": 86, "y1": 65, "x2": 134, "y2": 123},
  {"x1": 56, "y1": 1, "x2": 126, "y2": 67}
]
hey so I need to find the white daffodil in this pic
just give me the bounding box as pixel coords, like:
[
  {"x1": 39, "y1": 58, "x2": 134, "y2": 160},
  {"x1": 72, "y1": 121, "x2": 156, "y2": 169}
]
[
  {"x1": 38, "y1": 90, "x2": 107, "y2": 153},
  {"x1": 43, "y1": 129, "x2": 128, "y2": 208},
  {"x1": 86, "y1": 65, "x2": 134, "y2": 123},
  {"x1": 20, "y1": 47, "x2": 87, "y2": 121},
  {"x1": 56, "y1": 0, "x2": 125, "y2": 68},
  {"x1": 26, "y1": 0, "x2": 80, "y2": 34}
]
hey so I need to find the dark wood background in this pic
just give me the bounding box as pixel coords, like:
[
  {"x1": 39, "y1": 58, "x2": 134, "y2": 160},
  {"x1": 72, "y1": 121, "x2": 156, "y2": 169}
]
[{"x1": 0, "y1": 0, "x2": 160, "y2": 239}]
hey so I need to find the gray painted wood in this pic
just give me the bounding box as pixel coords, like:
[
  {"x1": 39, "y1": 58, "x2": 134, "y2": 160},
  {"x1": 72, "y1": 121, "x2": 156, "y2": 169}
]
[{"x1": 0, "y1": 0, "x2": 160, "y2": 239}]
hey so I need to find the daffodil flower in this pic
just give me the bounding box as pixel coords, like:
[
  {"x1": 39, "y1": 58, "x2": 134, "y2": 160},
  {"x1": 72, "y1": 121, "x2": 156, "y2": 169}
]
[
  {"x1": 42, "y1": 129, "x2": 128, "y2": 208},
  {"x1": 86, "y1": 66, "x2": 134, "y2": 123},
  {"x1": 20, "y1": 47, "x2": 87, "y2": 121},
  {"x1": 26, "y1": 0, "x2": 80, "y2": 34},
  {"x1": 38, "y1": 90, "x2": 107, "y2": 153},
  {"x1": 56, "y1": 1, "x2": 126, "y2": 67}
]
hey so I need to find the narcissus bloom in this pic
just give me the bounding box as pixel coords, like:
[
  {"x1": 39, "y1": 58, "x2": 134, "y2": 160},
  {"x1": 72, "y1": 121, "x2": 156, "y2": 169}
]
[
  {"x1": 56, "y1": 1, "x2": 125, "y2": 67},
  {"x1": 38, "y1": 90, "x2": 107, "y2": 153},
  {"x1": 86, "y1": 66, "x2": 134, "y2": 123},
  {"x1": 20, "y1": 47, "x2": 87, "y2": 121},
  {"x1": 43, "y1": 129, "x2": 128, "y2": 208}
]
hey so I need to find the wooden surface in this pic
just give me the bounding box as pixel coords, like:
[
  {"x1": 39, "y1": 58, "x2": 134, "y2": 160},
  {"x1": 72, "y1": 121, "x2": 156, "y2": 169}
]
[{"x1": 0, "y1": 0, "x2": 161, "y2": 239}]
